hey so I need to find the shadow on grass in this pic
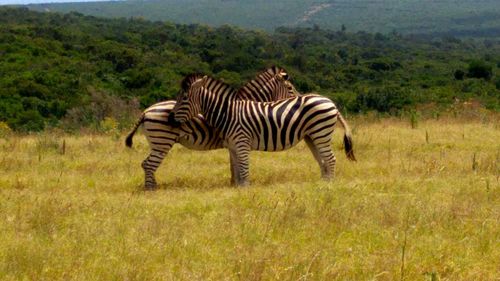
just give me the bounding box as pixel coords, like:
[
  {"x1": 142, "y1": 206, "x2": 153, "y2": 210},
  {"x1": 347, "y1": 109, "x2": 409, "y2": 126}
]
[{"x1": 133, "y1": 172, "x2": 321, "y2": 192}]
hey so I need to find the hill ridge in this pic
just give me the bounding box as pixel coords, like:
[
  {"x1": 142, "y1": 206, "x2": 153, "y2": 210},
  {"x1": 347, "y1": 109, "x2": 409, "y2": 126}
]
[{"x1": 24, "y1": 0, "x2": 500, "y2": 37}]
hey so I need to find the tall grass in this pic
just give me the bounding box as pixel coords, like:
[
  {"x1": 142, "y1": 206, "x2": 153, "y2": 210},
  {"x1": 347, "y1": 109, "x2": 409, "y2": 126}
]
[{"x1": 0, "y1": 117, "x2": 498, "y2": 280}]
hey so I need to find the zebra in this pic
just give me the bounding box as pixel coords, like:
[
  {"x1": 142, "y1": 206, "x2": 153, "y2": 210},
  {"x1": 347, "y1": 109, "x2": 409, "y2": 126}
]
[
  {"x1": 169, "y1": 74, "x2": 356, "y2": 186},
  {"x1": 125, "y1": 66, "x2": 299, "y2": 189}
]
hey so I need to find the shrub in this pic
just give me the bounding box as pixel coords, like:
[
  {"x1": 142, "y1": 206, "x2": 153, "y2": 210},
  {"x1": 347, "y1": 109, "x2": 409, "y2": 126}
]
[
  {"x1": 0, "y1": 121, "x2": 12, "y2": 138},
  {"x1": 355, "y1": 87, "x2": 412, "y2": 112},
  {"x1": 216, "y1": 70, "x2": 242, "y2": 88},
  {"x1": 61, "y1": 87, "x2": 140, "y2": 132},
  {"x1": 467, "y1": 60, "x2": 492, "y2": 80},
  {"x1": 367, "y1": 59, "x2": 400, "y2": 72},
  {"x1": 99, "y1": 117, "x2": 119, "y2": 134},
  {"x1": 121, "y1": 69, "x2": 153, "y2": 89},
  {"x1": 12, "y1": 110, "x2": 45, "y2": 132}
]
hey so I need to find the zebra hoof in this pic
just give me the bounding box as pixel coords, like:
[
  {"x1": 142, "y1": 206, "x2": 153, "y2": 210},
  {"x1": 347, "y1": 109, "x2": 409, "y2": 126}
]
[
  {"x1": 144, "y1": 184, "x2": 157, "y2": 191},
  {"x1": 321, "y1": 175, "x2": 334, "y2": 181},
  {"x1": 237, "y1": 181, "x2": 250, "y2": 188}
]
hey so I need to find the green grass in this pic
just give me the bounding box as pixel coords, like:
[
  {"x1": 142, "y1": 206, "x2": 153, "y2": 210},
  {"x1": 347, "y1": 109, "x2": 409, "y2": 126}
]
[{"x1": 0, "y1": 117, "x2": 499, "y2": 280}]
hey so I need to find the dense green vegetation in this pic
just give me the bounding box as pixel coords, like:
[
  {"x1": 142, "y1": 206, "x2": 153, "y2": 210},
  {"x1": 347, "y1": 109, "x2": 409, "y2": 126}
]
[
  {"x1": 26, "y1": 0, "x2": 500, "y2": 36},
  {"x1": 0, "y1": 7, "x2": 499, "y2": 131}
]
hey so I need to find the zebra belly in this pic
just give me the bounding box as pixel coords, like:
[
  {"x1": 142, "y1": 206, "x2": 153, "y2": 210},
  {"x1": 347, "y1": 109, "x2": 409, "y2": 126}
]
[{"x1": 250, "y1": 133, "x2": 303, "y2": 151}]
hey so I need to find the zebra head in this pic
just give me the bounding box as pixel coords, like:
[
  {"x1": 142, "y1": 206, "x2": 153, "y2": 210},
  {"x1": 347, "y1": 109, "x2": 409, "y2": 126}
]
[
  {"x1": 271, "y1": 66, "x2": 303, "y2": 98},
  {"x1": 169, "y1": 74, "x2": 207, "y2": 124},
  {"x1": 237, "y1": 66, "x2": 300, "y2": 102},
  {"x1": 274, "y1": 67, "x2": 303, "y2": 97}
]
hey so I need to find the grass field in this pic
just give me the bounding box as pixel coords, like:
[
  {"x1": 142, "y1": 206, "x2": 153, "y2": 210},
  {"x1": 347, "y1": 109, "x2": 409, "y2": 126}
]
[{"x1": 0, "y1": 117, "x2": 499, "y2": 280}]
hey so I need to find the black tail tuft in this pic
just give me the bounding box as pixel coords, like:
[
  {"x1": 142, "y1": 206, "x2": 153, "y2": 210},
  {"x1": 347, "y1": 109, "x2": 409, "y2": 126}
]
[
  {"x1": 125, "y1": 113, "x2": 144, "y2": 148},
  {"x1": 338, "y1": 112, "x2": 356, "y2": 161},
  {"x1": 125, "y1": 133, "x2": 134, "y2": 148},
  {"x1": 344, "y1": 133, "x2": 356, "y2": 161}
]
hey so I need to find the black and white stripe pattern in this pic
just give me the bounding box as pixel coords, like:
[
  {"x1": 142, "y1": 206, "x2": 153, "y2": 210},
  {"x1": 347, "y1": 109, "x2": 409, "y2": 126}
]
[
  {"x1": 126, "y1": 66, "x2": 298, "y2": 189},
  {"x1": 170, "y1": 74, "x2": 356, "y2": 186}
]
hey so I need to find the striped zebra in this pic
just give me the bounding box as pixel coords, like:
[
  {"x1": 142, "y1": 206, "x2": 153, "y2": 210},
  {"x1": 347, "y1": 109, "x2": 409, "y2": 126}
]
[
  {"x1": 126, "y1": 66, "x2": 299, "y2": 189},
  {"x1": 169, "y1": 74, "x2": 356, "y2": 186}
]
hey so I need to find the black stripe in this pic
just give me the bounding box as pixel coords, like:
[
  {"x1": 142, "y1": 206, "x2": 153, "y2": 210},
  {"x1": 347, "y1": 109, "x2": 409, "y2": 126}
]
[
  {"x1": 243, "y1": 102, "x2": 261, "y2": 148},
  {"x1": 308, "y1": 121, "x2": 336, "y2": 136},
  {"x1": 150, "y1": 135, "x2": 177, "y2": 141},
  {"x1": 194, "y1": 119, "x2": 209, "y2": 144},
  {"x1": 257, "y1": 105, "x2": 269, "y2": 150},
  {"x1": 144, "y1": 118, "x2": 171, "y2": 126},
  {"x1": 276, "y1": 98, "x2": 295, "y2": 128},
  {"x1": 302, "y1": 108, "x2": 336, "y2": 130},
  {"x1": 282, "y1": 99, "x2": 302, "y2": 147},
  {"x1": 268, "y1": 104, "x2": 278, "y2": 150},
  {"x1": 146, "y1": 128, "x2": 172, "y2": 133}
]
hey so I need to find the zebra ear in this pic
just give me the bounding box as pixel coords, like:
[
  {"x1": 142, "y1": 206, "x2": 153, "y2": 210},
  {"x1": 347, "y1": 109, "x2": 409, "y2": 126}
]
[{"x1": 279, "y1": 71, "x2": 289, "y2": 81}]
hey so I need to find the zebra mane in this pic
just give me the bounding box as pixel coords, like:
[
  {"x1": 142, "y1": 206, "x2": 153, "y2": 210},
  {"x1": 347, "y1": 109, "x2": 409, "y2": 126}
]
[
  {"x1": 235, "y1": 65, "x2": 293, "y2": 102},
  {"x1": 181, "y1": 74, "x2": 205, "y2": 92},
  {"x1": 204, "y1": 76, "x2": 236, "y2": 94},
  {"x1": 182, "y1": 73, "x2": 237, "y2": 95},
  {"x1": 253, "y1": 66, "x2": 289, "y2": 82}
]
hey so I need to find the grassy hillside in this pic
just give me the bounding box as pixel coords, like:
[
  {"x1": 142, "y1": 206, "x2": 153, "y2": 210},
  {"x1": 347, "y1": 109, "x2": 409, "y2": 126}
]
[
  {"x1": 26, "y1": 0, "x2": 500, "y2": 36},
  {"x1": 0, "y1": 117, "x2": 498, "y2": 280},
  {"x1": 1, "y1": 7, "x2": 498, "y2": 132}
]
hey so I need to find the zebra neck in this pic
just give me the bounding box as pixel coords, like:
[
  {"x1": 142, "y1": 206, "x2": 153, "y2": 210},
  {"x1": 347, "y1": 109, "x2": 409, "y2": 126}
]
[
  {"x1": 238, "y1": 80, "x2": 277, "y2": 102},
  {"x1": 201, "y1": 88, "x2": 237, "y2": 133}
]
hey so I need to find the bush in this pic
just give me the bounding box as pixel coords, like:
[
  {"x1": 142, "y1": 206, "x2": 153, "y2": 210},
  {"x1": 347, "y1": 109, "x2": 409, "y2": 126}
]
[
  {"x1": 61, "y1": 87, "x2": 140, "y2": 132},
  {"x1": 355, "y1": 87, "x2": 412, "y2": 112},
  {"x1": 12, "y1": 110, "x2": 45, "y2": 132},
  {"x1": 121, "y1": 69, "x2": 153, "y2": 89},
  {"x1": 367, "y1": 59, "x2": 400, "y2": 72},
  {"x1": 467, "y1": 60, "x2": 492, "y2": 80},
  {"x1": 216, "y1": 70, "x2": 242, "y2": 88},
  {"x1": 99, "y1": 117, "x2": 119, "y2": 134},
  {"x1": 0, "y1": 121, "x2": 12, "y2": 138}
]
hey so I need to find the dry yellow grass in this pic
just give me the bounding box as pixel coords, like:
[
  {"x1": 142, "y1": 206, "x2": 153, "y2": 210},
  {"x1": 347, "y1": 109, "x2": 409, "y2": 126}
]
[{"x1": 0, "y1": 117, "x2": 498, "y2": 280}]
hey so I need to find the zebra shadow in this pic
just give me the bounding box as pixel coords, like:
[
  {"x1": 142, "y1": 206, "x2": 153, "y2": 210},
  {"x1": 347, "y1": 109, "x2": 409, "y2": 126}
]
[
  {"x1": 144, "y1": 171, "x2": 319, "y2": 191},
  {"x1": 153, "y1": 177, "x2": 233, "y2": 191}
]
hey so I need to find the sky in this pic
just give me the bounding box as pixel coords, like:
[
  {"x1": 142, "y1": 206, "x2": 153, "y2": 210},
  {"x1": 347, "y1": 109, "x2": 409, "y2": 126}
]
[{"x1": 0, "y1": 0, "x2": 111, "y2": 4}]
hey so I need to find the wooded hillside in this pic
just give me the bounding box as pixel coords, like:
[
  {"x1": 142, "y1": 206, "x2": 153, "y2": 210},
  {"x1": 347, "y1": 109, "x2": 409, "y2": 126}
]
[
  {"x1": 27, "y1": 0, "x2": 500, "y2": 36},
  {"x1": 0, "y1": 7, "x2": 498, "y2": 131}
]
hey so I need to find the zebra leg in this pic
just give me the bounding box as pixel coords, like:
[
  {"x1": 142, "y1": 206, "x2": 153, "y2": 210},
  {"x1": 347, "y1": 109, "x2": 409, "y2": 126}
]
[
  {"x1": 305, "y1": 136, "x2": 326, "y2": 175},
  {"x1": 229, "y1": 151, "x2": 237, "y2": 185},
  {"x1": 141, "y1": 147, "x2": 171, "y2": 190},
  {"x1": 305, "y1": 135, "x2": 336, "y2": 180},
  {"x1": 229, "y1": 142, "x2": 251, "y2": 187}
]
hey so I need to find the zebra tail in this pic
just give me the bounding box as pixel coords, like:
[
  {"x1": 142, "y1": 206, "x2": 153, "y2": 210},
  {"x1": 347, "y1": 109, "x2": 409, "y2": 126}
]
[
  {"x1": 338, "y1": 112, "x2": 356, "y2": 161},
  {"x1": 125, "y1": 113, "x2": 145, "y2": 148}
]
